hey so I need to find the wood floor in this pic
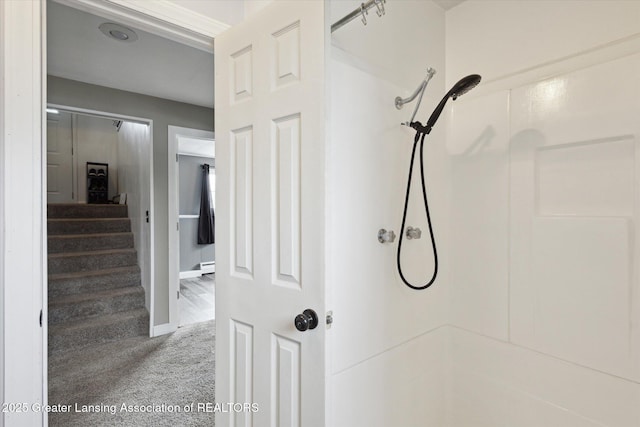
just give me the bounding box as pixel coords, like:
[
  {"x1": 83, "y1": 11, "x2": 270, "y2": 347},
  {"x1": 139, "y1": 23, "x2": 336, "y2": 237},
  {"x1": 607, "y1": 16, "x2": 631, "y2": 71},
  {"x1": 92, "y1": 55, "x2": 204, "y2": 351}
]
[{"x1": 179, "y1": 273, "x2": 215, "y2": 327}]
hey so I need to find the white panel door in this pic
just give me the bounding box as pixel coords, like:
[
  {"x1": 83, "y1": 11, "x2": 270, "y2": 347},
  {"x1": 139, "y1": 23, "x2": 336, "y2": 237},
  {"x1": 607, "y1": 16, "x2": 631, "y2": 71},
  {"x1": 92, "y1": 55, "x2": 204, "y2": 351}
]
[
  {"x1": 47, "y1": 111, "x2": 74, "y2": 203},
  {"x1": 215, "y1": 2, "x2": 327, "y2": 427}
]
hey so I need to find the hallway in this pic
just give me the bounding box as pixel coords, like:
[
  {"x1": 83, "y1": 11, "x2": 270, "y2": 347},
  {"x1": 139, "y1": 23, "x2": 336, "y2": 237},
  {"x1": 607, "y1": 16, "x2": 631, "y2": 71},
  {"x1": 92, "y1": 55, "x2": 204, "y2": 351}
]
[{"x1": 48, "y1": 320, "x2": 215, "y2": 426}]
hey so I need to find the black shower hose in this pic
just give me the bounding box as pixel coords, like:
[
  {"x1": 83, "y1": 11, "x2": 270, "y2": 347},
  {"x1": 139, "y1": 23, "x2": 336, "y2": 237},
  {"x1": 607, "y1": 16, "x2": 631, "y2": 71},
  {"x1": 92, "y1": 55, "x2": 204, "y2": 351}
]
[{"x1": 396, "y1": 130, "x2": 438, "y2": 290}]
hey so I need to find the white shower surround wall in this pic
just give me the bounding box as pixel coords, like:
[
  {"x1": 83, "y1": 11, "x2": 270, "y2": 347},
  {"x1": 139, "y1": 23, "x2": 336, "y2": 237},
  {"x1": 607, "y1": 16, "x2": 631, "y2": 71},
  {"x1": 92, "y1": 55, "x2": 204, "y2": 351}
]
[
  {"x1": 445, "y1": 1, "x2": 640, "y2": 425},
  {"x1": 330, "y1": 0, "x2": 640, "y2": 426},
  {"x1": 447, "y1": 53, "x2": 640, "y2": 427},
  {"x1": 329, "y1": 1, "x2": 450, "y2": 425}
]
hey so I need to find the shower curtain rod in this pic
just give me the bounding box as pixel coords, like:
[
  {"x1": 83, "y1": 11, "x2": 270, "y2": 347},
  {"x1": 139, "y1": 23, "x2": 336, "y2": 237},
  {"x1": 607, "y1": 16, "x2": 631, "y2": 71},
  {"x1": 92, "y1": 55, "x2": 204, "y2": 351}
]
[{"x1": 331, "y1": 0, "x2": 386, "y2": 33}]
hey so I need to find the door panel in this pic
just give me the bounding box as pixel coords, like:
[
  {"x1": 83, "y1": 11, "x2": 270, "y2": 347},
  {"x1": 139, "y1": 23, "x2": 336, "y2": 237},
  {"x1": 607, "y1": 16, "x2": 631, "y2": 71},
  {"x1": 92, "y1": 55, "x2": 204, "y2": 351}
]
[
  {"x1": 215, "y1": 2, "x2": 327, "y2": 426},
  {"x1": 47, "y1": 111, "x2": 74, "y2": 203},
  {"x1": 230, "y1": 126, "x2": 254, "y2": 278}
]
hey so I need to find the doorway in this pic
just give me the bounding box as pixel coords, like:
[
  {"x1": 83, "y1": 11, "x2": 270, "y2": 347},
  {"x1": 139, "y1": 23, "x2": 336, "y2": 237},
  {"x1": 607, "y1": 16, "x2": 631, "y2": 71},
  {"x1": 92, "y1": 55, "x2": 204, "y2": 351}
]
[
  {"x1": 45, "y1": 105, "x2": 154, "y2": 324},
  {"x1": 168, "y1": 126, "x2": 215, "y2": 328},
  {"x1": 47, "y1": 0, "x2": 215, "y2": 337},
  {"x1": 48, "y1": 0, "x2": 213, "y2": 422},
  {"x1": 0, "y1": 1, "x2": 221, "y2": 423},
  {"x1": 45, "y1": 106, "x2": 155, "y2": 418}
]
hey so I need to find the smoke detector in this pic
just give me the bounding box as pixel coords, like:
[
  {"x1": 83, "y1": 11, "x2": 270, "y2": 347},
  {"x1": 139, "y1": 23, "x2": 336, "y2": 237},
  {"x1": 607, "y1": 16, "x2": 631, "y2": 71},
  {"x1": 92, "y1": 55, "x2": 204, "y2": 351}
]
[{"x1": 99, "y1": 23, "x2": 138, "y2": 43}]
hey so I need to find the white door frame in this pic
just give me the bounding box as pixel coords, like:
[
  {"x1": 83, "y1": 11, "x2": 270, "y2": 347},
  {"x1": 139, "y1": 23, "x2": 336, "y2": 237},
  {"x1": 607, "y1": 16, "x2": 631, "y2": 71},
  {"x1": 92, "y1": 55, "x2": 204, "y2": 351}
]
[
  {"x1": 168, "y1": 125, "x2": 214, "y2": 331},
  {"x1": 0, "y1": 1, "x2": 226, "y2": 425},
  {"x1": 0, "y1": 1, "x2": 47, "y2": 425},
  {"x1": 51, "y1": 0, "x2": 226, "y2": 53}
]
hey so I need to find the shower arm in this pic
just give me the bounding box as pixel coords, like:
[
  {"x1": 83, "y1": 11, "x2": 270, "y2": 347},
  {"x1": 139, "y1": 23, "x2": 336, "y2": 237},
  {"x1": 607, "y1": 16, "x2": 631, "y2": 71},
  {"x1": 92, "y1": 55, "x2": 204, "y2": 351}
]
[{"x1": 395, "y1": 68, "x2": 436, "y2": 126}]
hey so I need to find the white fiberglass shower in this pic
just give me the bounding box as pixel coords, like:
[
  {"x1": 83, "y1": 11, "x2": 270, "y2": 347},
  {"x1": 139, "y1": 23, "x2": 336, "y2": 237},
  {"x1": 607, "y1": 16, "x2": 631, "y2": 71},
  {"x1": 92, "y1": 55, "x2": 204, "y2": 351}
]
[{"x1": 329, "y1": 1, "x2": 640, "y2": 426}]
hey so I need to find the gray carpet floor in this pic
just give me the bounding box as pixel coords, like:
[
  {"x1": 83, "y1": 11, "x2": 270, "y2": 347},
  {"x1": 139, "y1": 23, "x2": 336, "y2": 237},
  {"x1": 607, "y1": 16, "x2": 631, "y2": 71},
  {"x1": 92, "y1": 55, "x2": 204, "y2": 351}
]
[{"x1": 48, "y1": 320, "x2": 215, "y2": 426}]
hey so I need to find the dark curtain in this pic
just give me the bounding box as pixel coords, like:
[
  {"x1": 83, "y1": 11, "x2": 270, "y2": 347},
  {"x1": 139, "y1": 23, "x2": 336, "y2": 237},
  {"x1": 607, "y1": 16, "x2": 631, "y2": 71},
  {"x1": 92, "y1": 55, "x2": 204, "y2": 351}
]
[{"x1": 197, "y1": 164, "x2": 215, "y2": 244}]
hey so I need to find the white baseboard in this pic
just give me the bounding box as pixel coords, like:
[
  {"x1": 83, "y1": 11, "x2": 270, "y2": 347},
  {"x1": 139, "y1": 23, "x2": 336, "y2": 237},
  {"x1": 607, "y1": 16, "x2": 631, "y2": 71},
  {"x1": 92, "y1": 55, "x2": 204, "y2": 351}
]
[
  {"x1": 180, "y1": 270, "x2": 203, "y2": 279},
  {"x1": 152, "y1": 322, "x2": 177, "y2": 337}
]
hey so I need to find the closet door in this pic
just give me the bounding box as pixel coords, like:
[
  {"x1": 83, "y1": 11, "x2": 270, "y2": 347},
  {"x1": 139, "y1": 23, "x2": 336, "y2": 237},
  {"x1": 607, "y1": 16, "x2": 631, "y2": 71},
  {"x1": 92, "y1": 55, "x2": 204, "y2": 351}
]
[
  {"x1": 47, "y1": 111, "x2": 74, "y2": 203},
  {"x1": 215, "y1": 1, "x2": 328, "y2": 426}
]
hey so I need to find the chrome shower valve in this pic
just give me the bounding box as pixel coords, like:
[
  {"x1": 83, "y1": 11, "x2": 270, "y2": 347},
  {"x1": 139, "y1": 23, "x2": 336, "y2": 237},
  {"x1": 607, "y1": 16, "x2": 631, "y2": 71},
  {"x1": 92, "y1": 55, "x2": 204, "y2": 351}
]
[
  {"x1": 378, "y1": 229, "x2": 396, "y2": 243},
  {"x1": 406, "y1": 226, "x2": 422, "y2": 240}
]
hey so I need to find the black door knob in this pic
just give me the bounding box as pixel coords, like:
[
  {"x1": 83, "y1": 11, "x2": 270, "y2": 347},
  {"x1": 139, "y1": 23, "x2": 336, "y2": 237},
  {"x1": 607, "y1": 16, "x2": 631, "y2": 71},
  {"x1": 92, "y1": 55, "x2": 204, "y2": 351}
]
[{"x1": 294, "y1": 309, "x2": 318, "y2": 332}]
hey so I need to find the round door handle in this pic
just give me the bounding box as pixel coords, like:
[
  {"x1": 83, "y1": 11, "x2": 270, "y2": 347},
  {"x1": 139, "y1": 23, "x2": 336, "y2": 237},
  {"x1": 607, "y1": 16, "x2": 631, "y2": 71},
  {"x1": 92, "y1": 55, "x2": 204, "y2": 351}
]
[{"x1": 294, "y1": 309, "x2": 318, "y2": 332}]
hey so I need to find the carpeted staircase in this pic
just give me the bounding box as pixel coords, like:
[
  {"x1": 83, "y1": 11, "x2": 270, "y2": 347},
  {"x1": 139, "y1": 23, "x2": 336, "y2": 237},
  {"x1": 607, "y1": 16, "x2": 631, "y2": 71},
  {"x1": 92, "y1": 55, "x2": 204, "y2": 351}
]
[{"x1": 48, "y1": 204, "x2": 149, "y2": 354}]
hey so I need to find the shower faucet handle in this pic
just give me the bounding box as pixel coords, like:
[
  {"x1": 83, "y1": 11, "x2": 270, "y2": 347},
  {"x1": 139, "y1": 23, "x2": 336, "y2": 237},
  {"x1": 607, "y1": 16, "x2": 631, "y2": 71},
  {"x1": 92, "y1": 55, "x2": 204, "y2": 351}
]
[
  {"x1": 378, "y1": 228, "x2": 396, "y2": 244},
  {"x1": 406, "y1": 226, "x2": 422, "y2": 240}
]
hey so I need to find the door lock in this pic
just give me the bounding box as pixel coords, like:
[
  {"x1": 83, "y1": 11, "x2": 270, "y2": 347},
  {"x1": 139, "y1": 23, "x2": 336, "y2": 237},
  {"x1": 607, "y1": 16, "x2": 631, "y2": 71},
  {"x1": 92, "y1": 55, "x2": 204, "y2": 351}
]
[{"x1": 294, "y1": 309, "x2": 318, "y2": 332}]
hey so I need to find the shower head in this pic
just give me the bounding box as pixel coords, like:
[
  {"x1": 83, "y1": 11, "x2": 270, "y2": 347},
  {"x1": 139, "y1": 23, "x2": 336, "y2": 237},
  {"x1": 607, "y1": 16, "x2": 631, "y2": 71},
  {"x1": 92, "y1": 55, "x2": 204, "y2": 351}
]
[
  {"x1": 426, "y1": 74, "x2": 481, "y2": 129},
  {"x1": 411, "y1": 74, "x2": 481, "y2": 135},
  {"x1": 450, "y1": 74, "x2": 481, "y2": 100}
]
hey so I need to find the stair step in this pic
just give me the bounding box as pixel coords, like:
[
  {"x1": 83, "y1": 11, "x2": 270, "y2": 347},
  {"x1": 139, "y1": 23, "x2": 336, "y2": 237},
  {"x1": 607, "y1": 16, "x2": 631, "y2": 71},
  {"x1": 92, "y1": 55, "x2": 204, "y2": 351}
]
[
  {"x1": 46, "y1": 204, "x2": 150, "y2": 355},
  {"x1": 49, "y1": 286, "x2": 146, "y2": 324},
  {"x1": 48, "y1": 203, "x2": 128, "y2": 219},
  {"x1": 48, "y1": 248, "x2": 137, "y2": 275},
  {"x1": 48, "y1": 232, "x2": 134, "y2": 253},
  {"x1": 48, "y1": 218, "x2": 131, "y2": 235},
  {"x1": 48, "y1": 308, "x2": 149, "y2": 355},
  {"x1": 49, "y1": 266, "x2": 141, "y2": 298}
]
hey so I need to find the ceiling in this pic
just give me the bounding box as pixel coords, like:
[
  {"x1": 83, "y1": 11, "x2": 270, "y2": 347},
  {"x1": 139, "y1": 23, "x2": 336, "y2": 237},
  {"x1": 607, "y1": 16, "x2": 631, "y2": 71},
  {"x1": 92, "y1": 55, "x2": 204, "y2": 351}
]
[
  {"x1": 48, "y1": 0, "x2": 466, "y2": 110},
  {"x1": 47, "y1": 1, "x2": 215, "y2": 108},
  {"x1": 433, "y1": 0, "x2": 466, "y2": 11}
]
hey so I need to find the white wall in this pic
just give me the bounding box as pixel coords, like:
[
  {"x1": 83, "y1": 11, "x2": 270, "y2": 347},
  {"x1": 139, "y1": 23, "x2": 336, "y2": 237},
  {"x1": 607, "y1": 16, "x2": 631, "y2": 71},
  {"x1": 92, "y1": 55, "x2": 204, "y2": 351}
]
[
  {"x1": 75, "y1": 114, "x2": 119, "y2": 202},
  {"x1": 446, "y1": 0, "x2": 640, "y2": 86},
  {"x1": 169, "y1": 0, "x2": 273, "y2": 25},
  {"x1": 329, "y1": 2, "x2": 448, "y2": 425},
  {"x1": 169, "y1": 0, "x2": 243, "y2": 25},
  {"x1": 445, "y1": 1, "x2": 640, "y2": 425},
  {"x1": 243, "y1": 0, "x2": 272, "y2": 18},
  {"x1": 117, "y1": 121, "x2": 152, "y2": 311}
]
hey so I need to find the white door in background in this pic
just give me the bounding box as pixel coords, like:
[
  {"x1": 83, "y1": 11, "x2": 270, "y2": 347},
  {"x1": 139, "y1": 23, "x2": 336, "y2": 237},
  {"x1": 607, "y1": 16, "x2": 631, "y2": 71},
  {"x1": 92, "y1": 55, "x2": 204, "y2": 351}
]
[
  {"x1": 215, "y1": 1, "x2": 328, "y2": 426},
  {"x1": 47, "y1": 111, "x2": 74, "y2": 203}
]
